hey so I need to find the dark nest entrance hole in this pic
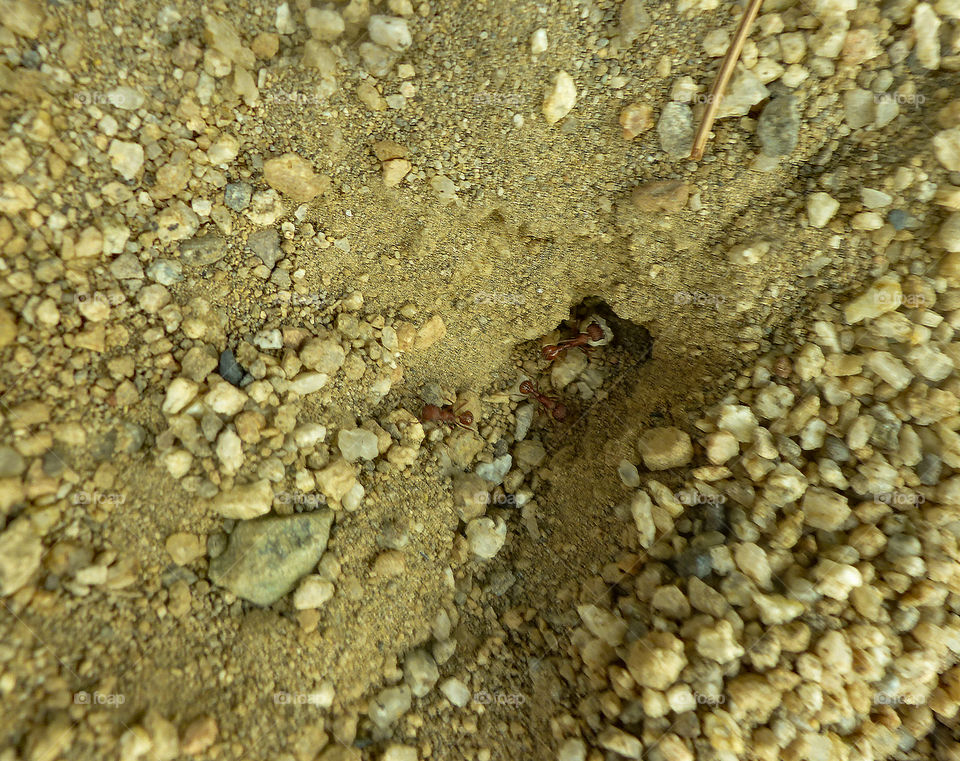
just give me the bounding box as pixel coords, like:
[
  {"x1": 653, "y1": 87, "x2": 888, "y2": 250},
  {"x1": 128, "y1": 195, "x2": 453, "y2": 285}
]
[{"x1": 513, "y1": 297, "x2": 654, "y2": 428}]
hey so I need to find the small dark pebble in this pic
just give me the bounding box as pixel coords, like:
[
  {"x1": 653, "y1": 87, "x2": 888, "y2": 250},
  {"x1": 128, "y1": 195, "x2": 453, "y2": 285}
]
[
  {"x1": 484, "y1": 570, "x2": 516, "y2": 596},
  {"x1": 703, "y1": 502, "x2": 728, "y2": 534},
  {"x1": 887, "y1": 209, "x2": 920, "y2": 230},
  {"x1": 822, "y1": 436, "x2": 851, "y2": 463},
  {"x1": 224, "y1": 182, "x2": 253, "y2": 211},
  {"x1": 42, "y1": 449, "x2": 66, "y2": 478},
  {"x1": 674, "y1": 548, "x2": 712, "y2": 578},
  {"x1": 117, "y1": 422, "x2": 148, "y2": 454},
  {"x1": 917, "y1": 453, "x2": 942, "y2": 486},
  {"x1": 219, "y1": 348, "x2": 246, "y2": 386},
  {"x1": 89, "y1": 431, "x2": 117, "y2": 462},
  {"x1": 180, "y1": 235, "x2": 227, "y2": 267},
  {"x1": 672, "y1": 711, "x2": 701, "y2": 739},
  {"x1": 869, "y1": 405, "x2": 901, "y2": 451},
  {"x1": 757, "y1": 93, "x2": 800, "y2": 157},
  {"x1": 21, "y1": 49, "x2": 42, "y2": 69}
]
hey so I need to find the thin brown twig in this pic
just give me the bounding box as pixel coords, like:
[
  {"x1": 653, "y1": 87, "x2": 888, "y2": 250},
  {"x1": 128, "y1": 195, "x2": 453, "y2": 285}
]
[{"x1": 690, "y1": 0, "x2": 764, "y2": 161}]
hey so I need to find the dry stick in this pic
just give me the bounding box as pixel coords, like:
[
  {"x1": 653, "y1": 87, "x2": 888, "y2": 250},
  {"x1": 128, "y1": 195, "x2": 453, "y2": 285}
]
[{"x1": 690, "y1": 0, "x2": 764, "y2": 161}]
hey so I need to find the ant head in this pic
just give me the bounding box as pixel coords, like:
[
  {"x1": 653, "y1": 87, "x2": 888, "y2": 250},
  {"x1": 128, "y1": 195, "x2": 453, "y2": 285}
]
[
  {"x1": 585, "y1": 322, "x2": 604, "y2": 341},
  {"x1": 458, "y1": 411, "x2": 474, "y2": 426},
  {"x1": 552, "y1": 403, "x2": 568, "y2": 421},
  {"x1": 519, "y1": 380, "x2": 535, "y2": 395},
  {"x1": 542, "y1": 345, "x2": 562, "y2": 360}
]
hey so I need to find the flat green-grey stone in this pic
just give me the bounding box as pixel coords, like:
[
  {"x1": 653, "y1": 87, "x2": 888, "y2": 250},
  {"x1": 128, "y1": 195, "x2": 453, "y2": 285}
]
[{"x1": 208, "y1": 511, "x2": 334, "y2": 605}]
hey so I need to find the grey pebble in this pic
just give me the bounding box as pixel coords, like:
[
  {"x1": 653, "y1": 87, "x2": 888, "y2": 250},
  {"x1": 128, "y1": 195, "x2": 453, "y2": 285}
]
[
  {"x1": 270, "y1": 269, "x2": 291, "y2": 289},
  {"x1": 484, "y1": 570, "x2": 516, "y2": 596},
  {"x1": 420, "y1": 382, "x2": 446, "y2": 407},
  {"x1": 514, "y1": 403, "x2": 534, "y2": 441},
  {"x1": 42, "y1": 449, "x2": 66, "y2": 477},
  {"x1": 117, "y1": 422, "x2": 147, "y2": 454},
  {"x1": 917, "y1": 453, "x2": 941, "y2": 486},
  {"x1": 674, "y1": 548, "x2": 713, "y2": 578},
  {"x1": 657, "y1": 103, "x2": 694, "y2": 158},
  {"x1": 703, "y1": 502, "x2": 727, "y2": 534},
  {"x1": 207, "y1": 532, "x2": 229, "y2": 559},
  {"x1": 887, "y1": 209, "x2": 920, "y2": 230},
  {"x1": 822, "y1": 436, "x2": 850, "y2": 463},
  {"x1": 147, "y1": 259, "x2": 182, "y2": 286},
  {"x1": 219, "y1": 349, "x2": 246, "y2": 386},
  {"x1": 476, "y1": 454, "x2": 512, "y2": 485},
  {"x1": 378, "y1": 517, "x2": 410, "y2": 549},
  {"x1": 161, "y1": 565, "x2": 199, "y2": 588},
  {"x1": 208, "y1": 510, "x2": 335, "y2": 606},
  {"x1": 246, "y1": 229, "x2": 281, "y2": 269},
  {"x1": 89, "y1": 431, "x2": 117, "y2": 462},
  {"x1": 109, "y1": 253, "x2": 144, "y2": 280},
  {"x1": 224, "y1": 182, "x2": 253, "y2": 211},
  {"x1": 757, "y1": 94, "x2": 799, "y2": 157},
  {"x1": 0, "y1": 446, "x2": 25, "y2": 478},
  {"x1": 180, "y1": 235, "x2": 227, "y2": 267}
]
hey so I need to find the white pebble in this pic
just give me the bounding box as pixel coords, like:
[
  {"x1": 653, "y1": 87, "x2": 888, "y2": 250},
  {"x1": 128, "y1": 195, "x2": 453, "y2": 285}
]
[
  {"x1": 368, "y1": 15, "x2": 412, "y2": 52},
  {"x1": 530, "y1": 28, "x2": 548, "y2": 55},
  {"x1": 807, "y1": 192, "x2": 839, "y2": 228},
  {"x1": 466, "y1": 517, "x2": 507, "y2": 559}
]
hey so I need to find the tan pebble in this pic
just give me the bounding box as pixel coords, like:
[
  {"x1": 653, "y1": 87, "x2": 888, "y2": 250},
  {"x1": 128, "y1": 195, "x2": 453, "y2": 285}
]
[
  {"x1": 619, "y1": 102, "x2": 653, "y2": 139},
  {"x1": 631, "y1": 180, "x2": 689, "y2": 213},
  {"x1": 165, "y1": 533, "x2": 204, "y2": 565},
  {"x1": 382, "y1": 158, "x2": 411, "y2": 187},
  {"x1": 263, "y1": 153, "x2": 330, "y2": 202},
  {"x1": 180, "y1": 716, "x2": 217, "y2": 755},
  {"x1": 415, "y1": 315, "x2": 446, "y2": 349}
]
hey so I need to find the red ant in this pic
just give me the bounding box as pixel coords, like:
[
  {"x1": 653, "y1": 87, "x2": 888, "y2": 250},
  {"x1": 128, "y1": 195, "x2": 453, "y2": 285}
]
[
  {"x1": 519, "y1": 380, "x2": 567, "y2": 422},
  {"x1": 421, "y1": 403, "x2": 475, "y2": 430},
  {"x1": 541, "y1": 322, "x2": 604, "y2": 361}
]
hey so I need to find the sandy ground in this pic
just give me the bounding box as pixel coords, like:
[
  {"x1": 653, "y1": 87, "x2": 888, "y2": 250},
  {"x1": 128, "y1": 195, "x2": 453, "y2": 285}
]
[{"x1": 2, "y1": 0, "x2": 959, "y2": 759}]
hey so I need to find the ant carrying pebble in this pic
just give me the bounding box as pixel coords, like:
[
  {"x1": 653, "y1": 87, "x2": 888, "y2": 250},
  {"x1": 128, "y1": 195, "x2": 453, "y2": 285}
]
[
  {"x1": 519, "y1": 380, "x2": 568, "y2": 422},
  {"x1": 541, "y1": 321, "x2": 605, "y2": 361}
]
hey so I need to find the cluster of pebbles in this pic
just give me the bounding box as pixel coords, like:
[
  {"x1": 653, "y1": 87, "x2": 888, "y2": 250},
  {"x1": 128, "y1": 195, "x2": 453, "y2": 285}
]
[{"x1": 554, "y1": 269, "x2": 960, "y2": 760}]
